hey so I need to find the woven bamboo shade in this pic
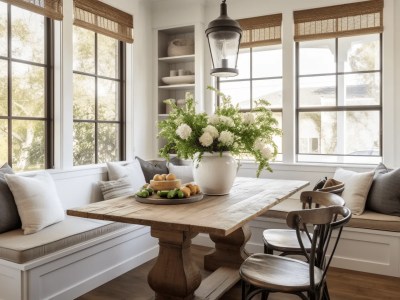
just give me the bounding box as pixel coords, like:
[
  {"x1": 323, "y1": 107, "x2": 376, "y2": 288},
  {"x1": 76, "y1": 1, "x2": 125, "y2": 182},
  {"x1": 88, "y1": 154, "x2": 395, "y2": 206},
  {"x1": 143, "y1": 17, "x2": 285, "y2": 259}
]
[
  {"x1": 238, "y1": 14, "x2": 282, "y2": 48},
  {"x1": 3, "y1": 0, "x2": 63, "y2": 20},
  {"x1": 294, "y1": 0, "x2": 383, "y2": 42},
  {"x1": 74, "y1": 0, "x2": 133, "y2": 43}
]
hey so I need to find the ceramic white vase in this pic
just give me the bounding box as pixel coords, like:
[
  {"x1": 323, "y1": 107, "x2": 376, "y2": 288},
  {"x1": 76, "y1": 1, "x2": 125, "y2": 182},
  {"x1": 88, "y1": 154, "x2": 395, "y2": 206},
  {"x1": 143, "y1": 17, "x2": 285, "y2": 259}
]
[{"x1": 193, "y1": 152, "x2": 238, "y2": 195}]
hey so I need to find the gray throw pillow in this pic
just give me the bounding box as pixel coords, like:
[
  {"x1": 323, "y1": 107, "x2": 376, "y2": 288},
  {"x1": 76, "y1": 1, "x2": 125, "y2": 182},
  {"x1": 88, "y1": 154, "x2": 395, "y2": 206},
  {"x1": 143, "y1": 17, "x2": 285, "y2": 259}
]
[
  {"x1": 99, "y1": 177, "x2": 135, "y2": 200},
  {"x1": 135, "y1": 156, "x2": 169, "y2": 182},
  {"x1": 366, "y1": 165, "x2": 400, "y2": 216},
  {"x1": 0, "y1": 163, "x2": 21, "y2": 233}
]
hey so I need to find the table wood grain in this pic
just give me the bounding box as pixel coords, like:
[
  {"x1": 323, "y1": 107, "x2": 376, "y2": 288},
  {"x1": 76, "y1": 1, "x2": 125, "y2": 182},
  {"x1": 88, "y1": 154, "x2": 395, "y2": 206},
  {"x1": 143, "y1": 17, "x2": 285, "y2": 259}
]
[{"x1": 67, "y1": 177, "x2": 309, "y2": 236}]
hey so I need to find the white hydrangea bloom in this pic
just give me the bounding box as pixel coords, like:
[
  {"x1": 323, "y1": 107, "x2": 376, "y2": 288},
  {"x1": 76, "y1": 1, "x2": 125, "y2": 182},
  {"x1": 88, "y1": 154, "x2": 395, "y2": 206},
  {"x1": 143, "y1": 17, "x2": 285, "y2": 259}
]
[
  {"x1": 219, "y1": 116, "x2": 235, "y2": 127},
  {"x1": 241, "y1": 112, "x2": 255, "y2": 124},
  {"x1": 261, "y1": 146, "x2": 273, "y2": 159},
  {"x1": 218, "y1": 130, "x2": 234, "y2": 146},
  {"x1": 185, "y1": 92, "x2": 193, "y2": 99},
  {"x1": 199, "y1": 132, "x2": 213, "y2": 147},
  {"x1": 203, "y1": 125, "x2": 219, "y2": 139},
  {"x1": 176, "y1": 123, "x2": 192, "y2": 140},
  {"x1": 208, "y1": 114, "x2": 219, "y2": 125},
  {"x1": 254, "y1": 138, "x2": 265, "y2": 151}
]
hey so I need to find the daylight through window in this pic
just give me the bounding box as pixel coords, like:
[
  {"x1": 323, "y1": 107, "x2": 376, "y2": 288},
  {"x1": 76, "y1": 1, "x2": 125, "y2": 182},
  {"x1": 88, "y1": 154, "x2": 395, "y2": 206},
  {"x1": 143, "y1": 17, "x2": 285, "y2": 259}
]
[{"x1": 0, "y1": 2, "x2": 54, "y2": 171}]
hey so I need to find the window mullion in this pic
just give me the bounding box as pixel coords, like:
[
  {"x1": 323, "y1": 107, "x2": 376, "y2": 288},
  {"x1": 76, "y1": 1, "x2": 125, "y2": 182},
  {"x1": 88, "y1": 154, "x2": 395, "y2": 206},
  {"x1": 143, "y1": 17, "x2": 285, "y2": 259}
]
[
  {"x1": 7, "y1": 4, "x2": 12, "y2": 166},
  {"x1": 94, "y1": 33, "x2": 98, "y2": 164}
]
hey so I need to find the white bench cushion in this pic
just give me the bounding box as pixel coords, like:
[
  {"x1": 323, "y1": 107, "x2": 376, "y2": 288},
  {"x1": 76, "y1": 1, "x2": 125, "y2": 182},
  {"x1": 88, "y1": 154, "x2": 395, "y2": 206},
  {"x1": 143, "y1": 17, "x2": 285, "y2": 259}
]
[
  {"x1": 0, "y1": 215, "x2": 131, "y2": 263},
  {"x1": 264, "y1": 198, "x2": 400, "y2": 232}
]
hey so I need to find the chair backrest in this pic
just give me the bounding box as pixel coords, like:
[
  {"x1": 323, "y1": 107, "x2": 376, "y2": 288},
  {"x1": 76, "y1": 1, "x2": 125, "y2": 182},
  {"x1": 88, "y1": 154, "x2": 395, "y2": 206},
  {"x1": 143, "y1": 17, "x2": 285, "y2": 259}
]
[
  {"x1": 286, "y1": 206, "x2": 352, "y2": 292},
  {"x1": 300, "y1": 191, "x2": 345, "y2": 209}
]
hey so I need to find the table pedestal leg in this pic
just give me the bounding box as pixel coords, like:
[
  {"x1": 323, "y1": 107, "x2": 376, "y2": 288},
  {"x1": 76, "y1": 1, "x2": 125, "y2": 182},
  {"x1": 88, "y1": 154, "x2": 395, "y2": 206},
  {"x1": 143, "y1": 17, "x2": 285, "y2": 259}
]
[
  {"x1": 148, "y1": 228, "x2": 201, "y2": 300},
  {"x1": 204, "y1": 224, "x2": 251, "y2": 271}
]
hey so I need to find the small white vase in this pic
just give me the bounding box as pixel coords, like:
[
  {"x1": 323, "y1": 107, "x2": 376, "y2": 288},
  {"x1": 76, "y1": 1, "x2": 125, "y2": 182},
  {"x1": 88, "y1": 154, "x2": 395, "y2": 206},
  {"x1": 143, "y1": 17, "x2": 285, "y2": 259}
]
[{"x1": 193, "y1": 152, "x2": 238, "y2": 195}]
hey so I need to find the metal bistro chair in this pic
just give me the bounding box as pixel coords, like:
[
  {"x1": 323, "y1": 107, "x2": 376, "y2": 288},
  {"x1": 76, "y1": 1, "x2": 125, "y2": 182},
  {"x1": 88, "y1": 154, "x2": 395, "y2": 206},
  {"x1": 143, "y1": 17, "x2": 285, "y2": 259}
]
[
  {"x1": 263, "y1": 191, "x2": 345, "y2": 256},
  {"x1": 240, "y1": 205, "x2": 352, "y2": 300}
]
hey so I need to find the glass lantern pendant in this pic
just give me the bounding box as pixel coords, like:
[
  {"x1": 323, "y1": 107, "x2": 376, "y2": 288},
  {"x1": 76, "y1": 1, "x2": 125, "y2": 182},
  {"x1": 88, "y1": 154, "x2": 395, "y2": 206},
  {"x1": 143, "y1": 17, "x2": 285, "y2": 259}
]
[{"x1": 206, "y1": 0, "x2": 242, "y2": 77}]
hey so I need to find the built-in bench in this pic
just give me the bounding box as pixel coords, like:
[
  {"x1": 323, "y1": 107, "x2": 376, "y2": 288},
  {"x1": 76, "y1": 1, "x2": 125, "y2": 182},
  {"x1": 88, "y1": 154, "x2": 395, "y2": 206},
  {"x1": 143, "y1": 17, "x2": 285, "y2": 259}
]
[
  {"x1": 0, "y1": 215, "x2": 157, "y2": 300},
  {"x1": 0, "y1": 164, "x2": 159, "y2": 300}
]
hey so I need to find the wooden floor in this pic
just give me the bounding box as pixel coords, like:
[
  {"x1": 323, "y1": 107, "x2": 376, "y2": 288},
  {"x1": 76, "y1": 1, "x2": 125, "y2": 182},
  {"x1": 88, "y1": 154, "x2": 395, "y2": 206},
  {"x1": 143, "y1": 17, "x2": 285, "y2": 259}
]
[{"x1": 78, "y1": 245, "x2": 400, "y2": 300}]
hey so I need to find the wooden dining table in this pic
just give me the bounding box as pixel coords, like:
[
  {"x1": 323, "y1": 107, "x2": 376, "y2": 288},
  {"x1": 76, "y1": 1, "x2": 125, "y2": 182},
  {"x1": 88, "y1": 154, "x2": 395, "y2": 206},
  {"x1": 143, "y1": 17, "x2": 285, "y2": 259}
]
[{"x1": 67, "y1": 177, "x2": 309, "y2": 300}]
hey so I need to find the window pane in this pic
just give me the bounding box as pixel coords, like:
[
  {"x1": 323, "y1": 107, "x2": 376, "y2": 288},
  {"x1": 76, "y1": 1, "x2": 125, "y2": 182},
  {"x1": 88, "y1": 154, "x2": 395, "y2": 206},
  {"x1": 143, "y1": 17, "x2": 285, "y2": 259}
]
[
  {"x1": 12, "y1": 120, "x2": 45, "y2": 171},
  {"x1": 339, "y1": 34, "x2": 380, "y2": 73},
  {"x1": 219, "y1": 80, "x2": 250, "y2": 109},
  {"x1": 73, "y1": 74, "x2": 95, "y2": 120},
  {"x1": 98, "y1": 123, "x2": 119, "y2": 163},
  {"x1": 98, "y1": 34, "x2": 119, "y2": 78},
  {"x1": 98, "y1": 79, "x2": 119, "y2": 121},
  {"x1": 73, "y1": 122, "x2": 95, "y2": 166},
  {"x1": 0, "y1": 119, "x2": 7, "y2": 163},
  {"x1": 299, "y1": 75, "x2": 336, "y2": 107},
  {"x1": 0, "y1": 2, "x2": 7, "y2": 57},
  {"x1": 0, "y1": 59, "x2": 7, "y2": 116},
  {"x1": 11, "y1": 6, "x2": 44, "y2": 64},
  {"x1": 221, "y1": 49, "x2": 250, "y2": 81},
  {"x1": 252, "y1": 79, "x2": 282, "y2": 108},
  {"x1": 73, "y1": 26, "x2": 95, "y2": 74},
  {"x1": 252, "y1": 46, "x2": 282, "y2": 78},
  {"x1": 12, "y1": 62, "x2": 45, "y2": 117},
  {"x1": 339, "y1": 73, "x2": 380, "y2": 106},
  {"x1": 299, "y1": 39, "x2": 335, "y2": 75},
  {"x1": 299, "y1": 111, "x2": 380, "y2": 156}
]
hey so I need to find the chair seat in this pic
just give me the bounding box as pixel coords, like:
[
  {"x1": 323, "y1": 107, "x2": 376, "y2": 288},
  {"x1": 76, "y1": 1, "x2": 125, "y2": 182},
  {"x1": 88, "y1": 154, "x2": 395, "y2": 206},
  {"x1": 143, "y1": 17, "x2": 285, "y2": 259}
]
[
  {"x1": 240, "y1": 253, "x2": 323, "y2": 293},
  {"x1": 263, "y1": 229, "x2": 312, "y2": 252}
]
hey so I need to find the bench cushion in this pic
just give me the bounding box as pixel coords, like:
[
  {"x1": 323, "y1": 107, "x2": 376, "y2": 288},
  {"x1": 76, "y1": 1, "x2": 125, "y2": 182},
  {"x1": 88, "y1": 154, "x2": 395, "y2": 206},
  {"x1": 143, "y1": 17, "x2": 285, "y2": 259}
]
[
  {"x1": 264, "y1": 199, "x2": 400, "y2": 233},
  {"x1": 0, "y1": 216, "x2": 131, "y2": 263}
]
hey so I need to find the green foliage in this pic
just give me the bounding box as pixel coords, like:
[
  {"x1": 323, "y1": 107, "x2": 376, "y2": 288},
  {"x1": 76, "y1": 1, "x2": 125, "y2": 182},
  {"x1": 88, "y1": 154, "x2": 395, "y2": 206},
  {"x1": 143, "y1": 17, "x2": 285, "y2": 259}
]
[{"x1": 158, "y1": 87, "x2": 282, "y2": 177}]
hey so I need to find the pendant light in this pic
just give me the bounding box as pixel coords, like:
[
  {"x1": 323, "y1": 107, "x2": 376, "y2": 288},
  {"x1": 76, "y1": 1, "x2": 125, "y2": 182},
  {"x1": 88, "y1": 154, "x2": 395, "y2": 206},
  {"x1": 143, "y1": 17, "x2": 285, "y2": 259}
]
[{"x1": 206, "y1": 0, "x2": 242, "y2": 77}]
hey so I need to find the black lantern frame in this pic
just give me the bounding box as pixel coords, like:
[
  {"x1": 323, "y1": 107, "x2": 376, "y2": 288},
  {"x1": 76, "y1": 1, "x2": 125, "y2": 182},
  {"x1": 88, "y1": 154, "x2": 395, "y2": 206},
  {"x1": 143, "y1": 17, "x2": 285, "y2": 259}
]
[{"x1": 206, "y1": 0, "x2": 242, "y2": 77}]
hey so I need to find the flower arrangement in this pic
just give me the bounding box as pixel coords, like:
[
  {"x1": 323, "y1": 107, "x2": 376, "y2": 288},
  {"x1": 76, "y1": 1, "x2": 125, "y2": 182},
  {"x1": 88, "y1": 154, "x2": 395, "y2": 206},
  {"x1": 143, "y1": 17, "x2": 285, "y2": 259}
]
[{"x1": 158, "y1": 87, "x2": 281, "y2": 176}]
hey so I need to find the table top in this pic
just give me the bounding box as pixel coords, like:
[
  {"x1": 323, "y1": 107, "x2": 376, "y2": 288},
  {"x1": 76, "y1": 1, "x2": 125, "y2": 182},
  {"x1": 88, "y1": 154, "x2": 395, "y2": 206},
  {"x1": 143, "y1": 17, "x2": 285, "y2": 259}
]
[{"x1": 67, "y1": 177, "x2": 309, "y2": 236}]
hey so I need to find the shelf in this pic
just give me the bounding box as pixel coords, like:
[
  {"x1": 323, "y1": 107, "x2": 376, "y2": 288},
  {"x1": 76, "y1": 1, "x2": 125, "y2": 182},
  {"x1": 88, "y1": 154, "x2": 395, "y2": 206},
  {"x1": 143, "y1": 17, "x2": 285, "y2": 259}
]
[
  {"x1": 158, "y1": 84, "x2": 195, "y2": 90},
  {"x1": 158, "y1": 54, "x2": 195, "y2": 64}
]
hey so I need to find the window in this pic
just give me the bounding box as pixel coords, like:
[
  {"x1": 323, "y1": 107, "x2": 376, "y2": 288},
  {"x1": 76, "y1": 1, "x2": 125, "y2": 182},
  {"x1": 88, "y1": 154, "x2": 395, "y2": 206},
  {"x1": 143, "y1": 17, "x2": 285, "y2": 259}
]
[
  {"x1": 217, "y1": 14, "x2": 283, "y2": 160},
  {"x1": 72, "y1": 26, "x2": 125, "y2": 166},
  {"x1": 0, "y1": 2, "x2": 54, "y2": 171},
  {"x1": 72, "y1": 0, "x2": 133, "y2": 166},
  {"x1": 294, "y1": 0, "x2": 383, "y2": 164}
]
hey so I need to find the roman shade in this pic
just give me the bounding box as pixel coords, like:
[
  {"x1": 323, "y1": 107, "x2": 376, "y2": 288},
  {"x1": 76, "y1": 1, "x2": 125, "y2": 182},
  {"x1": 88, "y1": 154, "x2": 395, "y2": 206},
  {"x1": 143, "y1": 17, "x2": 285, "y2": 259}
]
[
  {"x1": 238, "y1": 14, "x2": 282, "y2": 48},
  {"x1": 2, "y1": 0, "x2": 63, "y2": 20},
  {"x1": 294, "y1": 0, "x2": 383, "y2": 41},
  {"x1": 73, "y1": 0, "x2": 133, "y2": 43}
]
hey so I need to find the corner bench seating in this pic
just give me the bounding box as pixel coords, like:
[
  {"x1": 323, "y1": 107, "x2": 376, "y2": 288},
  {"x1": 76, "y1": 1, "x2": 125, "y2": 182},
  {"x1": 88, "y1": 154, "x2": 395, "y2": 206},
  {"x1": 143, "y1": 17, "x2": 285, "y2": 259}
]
[{"x1": 259, "y1": 198, "x2": 400, "y2": 277}]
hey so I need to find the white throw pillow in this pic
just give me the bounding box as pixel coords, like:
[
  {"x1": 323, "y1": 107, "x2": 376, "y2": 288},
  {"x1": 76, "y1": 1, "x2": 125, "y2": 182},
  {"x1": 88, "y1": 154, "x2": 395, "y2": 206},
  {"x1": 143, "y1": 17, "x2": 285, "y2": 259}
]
[
  {"x1": 5, "y1": 172, "x2": 65, "y2": 235},
  {"x1": 167, "y1": 162, "x2": 194, "y2": 184},
  {"x1": 333, "y1": 168, "x2": 374, "y2": 215},
  {"x1": 106, "y1": 160, "x2": 146, "y2": 191}
]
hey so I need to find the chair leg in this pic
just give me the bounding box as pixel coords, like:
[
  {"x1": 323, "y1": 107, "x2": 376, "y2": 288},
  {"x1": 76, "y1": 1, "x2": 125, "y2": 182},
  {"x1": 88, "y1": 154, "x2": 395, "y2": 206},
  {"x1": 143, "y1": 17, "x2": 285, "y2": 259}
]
[
  {"x1": 261, "y1": 290, "x2": 269, "y2": 300},
  {"x1": 322, "y1": 282, "x2": 330, "y2": 300},
  {"x1": 264, "y1": 244, "x2": 273, "y2": 254},
  {"x1": 241, "y1": 280, "x2": 246, "y2": 300}
]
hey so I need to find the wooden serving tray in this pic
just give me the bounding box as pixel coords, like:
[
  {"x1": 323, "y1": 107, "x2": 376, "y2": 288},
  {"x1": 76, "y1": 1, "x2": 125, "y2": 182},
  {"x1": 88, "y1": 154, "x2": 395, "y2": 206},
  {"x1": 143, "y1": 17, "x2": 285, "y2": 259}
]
[{"x1": 134, "y1": 193, "x2": 204, "y2": 205}]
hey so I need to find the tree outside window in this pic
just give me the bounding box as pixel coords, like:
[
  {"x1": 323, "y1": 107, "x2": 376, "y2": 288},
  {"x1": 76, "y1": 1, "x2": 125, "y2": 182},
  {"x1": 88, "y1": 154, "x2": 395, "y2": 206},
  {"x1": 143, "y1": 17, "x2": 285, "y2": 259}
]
[
  {"x1": 72, "y1": 26, "x2": 124, "y2": 166},
  {"x1": 0, "y1": 3, "x2": 52, "y2": 171}
]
